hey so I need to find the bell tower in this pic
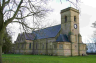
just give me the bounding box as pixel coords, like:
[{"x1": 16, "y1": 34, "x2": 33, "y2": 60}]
[
  {"x1": 60, "y1": 7, "x2": 86, "y2": 56},
  {"x1": 60, "y1": 7, "x2": 79, "y2": 37}
]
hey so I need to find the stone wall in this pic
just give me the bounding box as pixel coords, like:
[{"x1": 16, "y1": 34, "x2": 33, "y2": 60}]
[
  {"x1": 14, "y1": 40, "x2": 33, "y2": 54},
  {"x1": 14, "y1": 39, "x2": 86, "y2": 56}
]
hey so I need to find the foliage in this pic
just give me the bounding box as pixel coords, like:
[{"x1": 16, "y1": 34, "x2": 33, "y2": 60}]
[
  {"x1": 2, "y1": 54, "x2": 96, "y2": 63},
  {"x1": 78, "y1": 33, "x2": 81, "y2": 37},
  {"x1": 2, "y1": 31, "x2": 12, "y2": 54},
  {"x1": 68, "y1": 32, "x2": 74, "y2": 36},
  {"x1": 68, "y1": 32, "x2": 73, "y2": 41},
  {"x1": 92, "y1": 21, "x2": 96, "y2": 28}
]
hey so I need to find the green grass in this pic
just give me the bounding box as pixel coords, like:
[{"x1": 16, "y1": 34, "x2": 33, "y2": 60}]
[{"x1": 2, "y1": 54, "x2": 96, "y2": 63}]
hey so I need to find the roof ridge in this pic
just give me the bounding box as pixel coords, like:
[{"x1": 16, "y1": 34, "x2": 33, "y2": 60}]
[{"x1": 33, "y1": 24, "x2": 61, "y2": 32}]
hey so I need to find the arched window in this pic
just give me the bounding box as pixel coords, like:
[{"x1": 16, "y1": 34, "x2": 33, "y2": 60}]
[
  {"x1": 74, "y1": 16, "x2": 76, "y2": 22},
  {"x1": 29, "y1": 43, "x2": 31, "y2": 49},
  {"x1": 65, "y1": 16, "x2": 67, "y2": 23}
]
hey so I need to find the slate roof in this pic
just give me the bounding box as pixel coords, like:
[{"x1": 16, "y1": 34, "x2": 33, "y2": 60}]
[
  {"x1": 32, "y1": 24, "x2": 61, "y2": 39},
  {"x1": 24, "y1": 33, "x2": 36, "y2": 40},
  {"x1": 16, "y1": 24, "x2": 70, "y2": 42},
  {"x1": 17, "y1": 33, "x2": 35, "y2": 41},
  {"x1": 56, "y1": 34, "x2": 69, "y2": 42}
]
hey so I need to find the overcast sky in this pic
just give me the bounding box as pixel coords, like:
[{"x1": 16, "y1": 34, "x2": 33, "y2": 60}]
[
  {"x1": 11, "y1": 0, "x2": 96, "y2": 43},
  {"x1": 47, "y1": 0, "x2": 96, "y2": 43}
]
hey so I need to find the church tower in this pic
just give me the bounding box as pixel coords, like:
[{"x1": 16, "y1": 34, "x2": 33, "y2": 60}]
[
  {"x1": 60, "y1": 7, "x2": 86, "y2": 56},
  {"x1": 60, "y1": 7, "x2": 79, "y2": 37}
]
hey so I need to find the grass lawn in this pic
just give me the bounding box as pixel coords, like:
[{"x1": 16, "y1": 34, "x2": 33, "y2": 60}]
[{"x1": 2, "y1": 54, "x2": 96, "y2": 63}]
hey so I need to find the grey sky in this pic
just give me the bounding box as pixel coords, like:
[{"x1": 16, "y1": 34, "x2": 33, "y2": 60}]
[{"x1": 9, "y1": 0, "x2": 96, "y2": 43}]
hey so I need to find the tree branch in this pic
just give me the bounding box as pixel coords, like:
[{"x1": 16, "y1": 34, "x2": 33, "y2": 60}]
[
  {"x1": 4, "y1": 0, "x2": 23, "y2": 27},
  {"x1": 12, "y1": 21, "x2": 37, "y2": 30},
  {"x1": 15, "y1": 9, "x2": 46, "y2": 19},
  {"x1": 2, "y1": 0, "x2": 10, "y2": 9},
  {"x1": 20, "y1": 6, "x2": 31, "y2": 12},
  {"x1": 4, "y1": 9, "x2": 15, "y2": 15},
  {"x1": 12, "y1": 0, "x2": 23, "y2": 20},
  {"x1": 15, "y1": 13, "x2": 33, "y2": 19}
]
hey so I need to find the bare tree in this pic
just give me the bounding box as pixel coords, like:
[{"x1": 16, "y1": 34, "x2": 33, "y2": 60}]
[
  {"x1": 0, "y1": 0, "x2": 50, "y2": 63},
  {"x1": 91, "y1": 21, "x2": 96, "y2": 37},
  {"x1": 0, "y1": 0, "x2": 82, "y2": 63},
  {"x1": 87, "y1": 21, "x2": 96, "y2": 53}
]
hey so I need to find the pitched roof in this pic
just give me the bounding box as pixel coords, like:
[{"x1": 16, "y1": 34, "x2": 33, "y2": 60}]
[
  {"x1": 24, "y1": 33, "x2": 35, "y2": 40},
  {"x1": 33, "y1": 24, "x2": 61, "y2": 39},
  {"x1": 16, "y1": 33, "x2": 35, "y2": 42},
  {"x1": 16, "y1": 24, "x2": 70, "y2": 42},
  {"x1": 56, "y1": 34, "x2": 69, "y2": 42}
]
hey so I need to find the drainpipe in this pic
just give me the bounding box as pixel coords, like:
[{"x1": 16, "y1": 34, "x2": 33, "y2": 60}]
[
  {"x1": 70, "y1": 35, "x2": 72, "y2": 56},
  {"x1": 78, "y1": 36, "x2": 80, "y2": 56},
  {"x1": 33, "y1": 41, "x2": 34, "y2": 54},
  {"x1": 71, "y1": 42, "x2": 72, "y2": 56}
]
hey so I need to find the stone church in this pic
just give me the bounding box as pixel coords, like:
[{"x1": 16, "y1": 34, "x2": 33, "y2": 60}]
[{"x1": 14, "y1": 7, "x2": 86, "y2": 56}]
